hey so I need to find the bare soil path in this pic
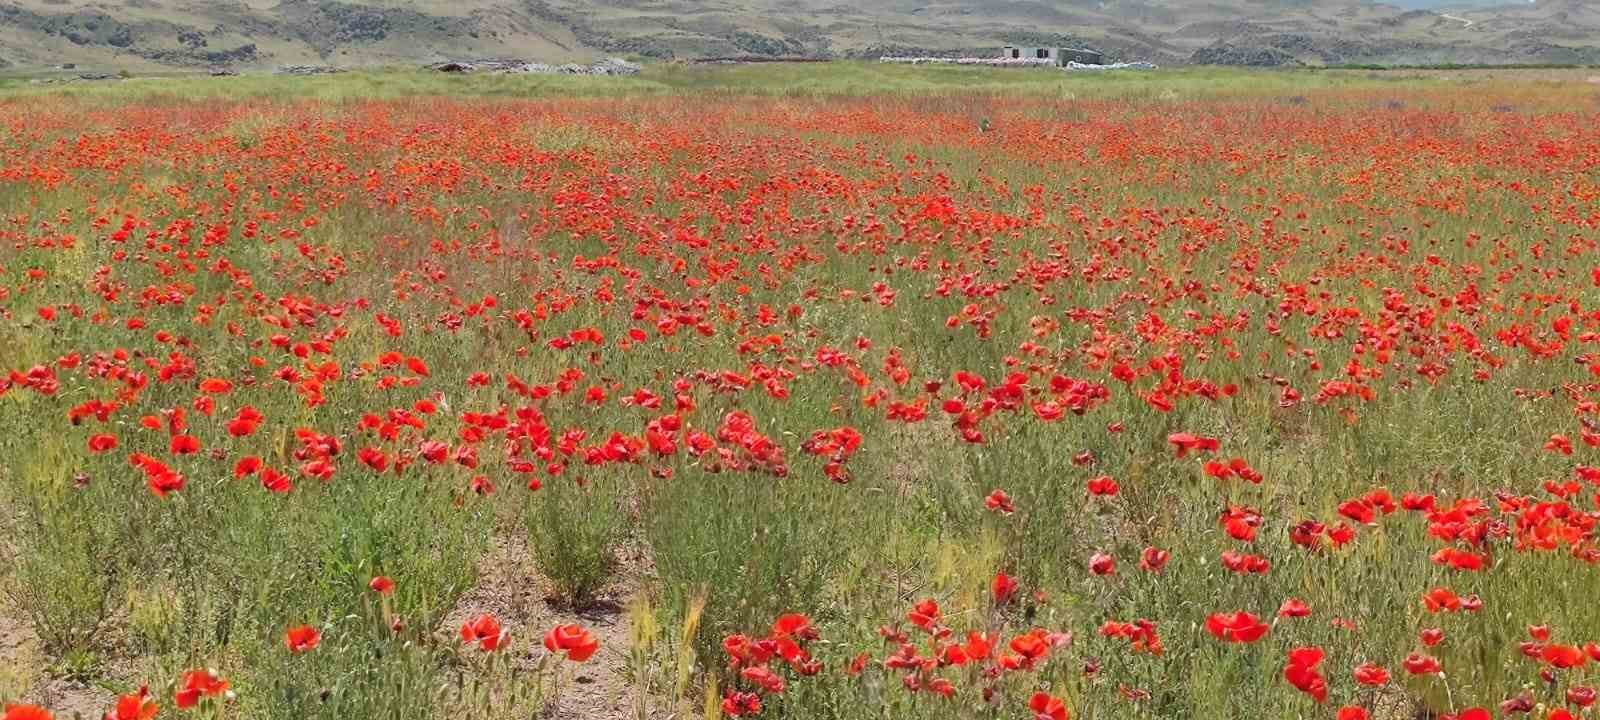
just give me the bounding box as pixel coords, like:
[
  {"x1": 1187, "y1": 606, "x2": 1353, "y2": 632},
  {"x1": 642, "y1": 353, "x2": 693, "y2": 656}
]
[
  {"x1": 1, "y1": 522, "x2": 116, "y2": 718},
  {"x1": 438, "y1": 527, "x2": 642, "y2": 720}
]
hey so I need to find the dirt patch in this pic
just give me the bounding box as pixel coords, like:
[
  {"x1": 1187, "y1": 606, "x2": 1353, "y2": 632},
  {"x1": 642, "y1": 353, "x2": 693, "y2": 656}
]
[
  {"x1": 544, "y1": 600, "x2": 634, "y2": 720},
  {"x1": 0, "y1": 495, "x2": 108, "y2": 716},
  {"x1": 438, "y1": 525, "x2": 641, "y2": 720},
  {"x1": 0, "y1": 611, "x2": 41, "y2": 698},
  {"x1": 22, "y1": 677, "x2": 116, "y2": 720},
  {"x1": 0, "y1": 609, "x2": 117, "y2": 718},
  {"x1": 1, "y1": 501, "x2": 641, "y2": 719}
]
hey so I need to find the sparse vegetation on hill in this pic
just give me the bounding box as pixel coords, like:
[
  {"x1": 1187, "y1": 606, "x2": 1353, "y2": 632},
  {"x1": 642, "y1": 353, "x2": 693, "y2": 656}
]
[{"x1": 0, "y1": 0, "x2": 1596, "y2": 72}]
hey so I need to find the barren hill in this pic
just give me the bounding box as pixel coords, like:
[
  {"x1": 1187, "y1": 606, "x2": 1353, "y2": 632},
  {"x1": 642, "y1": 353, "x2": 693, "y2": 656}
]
[{"x1": 0, "y1": 0, "x2": 1595, "y2": 71}]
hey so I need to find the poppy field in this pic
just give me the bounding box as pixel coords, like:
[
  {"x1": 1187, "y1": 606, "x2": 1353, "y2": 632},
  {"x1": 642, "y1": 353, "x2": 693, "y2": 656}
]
[{"x1": 3, "y1": 69, "x2": 1600, "y2": 720}]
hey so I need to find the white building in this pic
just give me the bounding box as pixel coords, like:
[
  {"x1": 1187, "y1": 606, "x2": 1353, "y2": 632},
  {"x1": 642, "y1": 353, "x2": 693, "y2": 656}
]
[{"x1": 1001, "y1": 46, "x2": 1106, "y2": 66}]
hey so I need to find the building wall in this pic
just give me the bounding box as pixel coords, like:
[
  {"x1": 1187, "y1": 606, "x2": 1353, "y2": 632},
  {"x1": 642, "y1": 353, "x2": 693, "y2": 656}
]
[
  {"x1": 1060, "y1": 48, "x2": 1105, "y2": 65},
  {"x1": 1002, "y1": 46, "x2": 1104, "y2": 65}
]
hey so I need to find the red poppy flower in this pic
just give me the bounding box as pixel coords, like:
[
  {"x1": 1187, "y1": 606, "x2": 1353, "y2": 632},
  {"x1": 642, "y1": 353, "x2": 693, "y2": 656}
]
[
  {"x1": 1219, "y1": 506, "x2": 1263, "y2": 542},
  {"x1": 418, "y1": 440, "x2": 449, "y2": 464},
  {"x1": 1139, "y1": 547, "x2": 1170, "y2": 572},
  {"x1": 771, "y1": 613, "x2": 818, "y2": 641},
  {"x1": 1337, "y1": 498, "x2": 1377, "y2": 525},
  {"x1": 1500, "y1": 695, "x2": 1535, "y2": 715},
  {"x1": 358, "y1": 447, "x2": 389, "y2": 473},
  {"x1": 169, "y1": 435, "x2": 201, "y2": 455},
  {"x1": 1431, "y1": 547, "x2": 1486, "y2": 572},
  {"x1": 4, "y1": 705, "x2": 52, "y2": 720},
  {"x1": 907, "y1": 599, "x2": 941, "y2": 631},
  {"x1": 1422, "y1": 587, "x2": 1461, "y2": 613},
  {"x1": 984, "y1": 488, "x2": 1015, "y2": 515},
  {"x1": 233, "y1": 456, "x2": 261, "y2": 478},
  {"x1": 1543, "y1": 644, "x2": 1588, "y2": 669},
  {"x1": 1028, "y1": 692, "x2": 1068, "y2": 720},
  {"x1": 173, "y1": 669, "x2": 229, "y2": 709},
  {"x1": 1352, "y1": 662, "x2": 1390, "y2": 686},
  {"x1": 460, "y1": 613, "x2": 506, "y2": 652},
  {"x1": 1167, "y1": 432, "x2": 1220, "y2": 458},
  {"x1": 1205, "y1": 611, "x2": 1269, "y2": 643},
  {"x1": 964, "y1": 631, "x2": 994, "y2": 660},
  {"x1": 1283, "y1": 646, "x2": 1328, "y2": 703},
  {"x1": 543, "y1": 623, "x2": 598, "y2": 662},
  {"x1": 1220, "y1": 551, "x2": 1270, "y2": 575},
  {"x1": 146, "y1": 469, "x2": 186, "y2": 499},
  {"x1": 722, "y1": 691, "x2": 762, "y2": 717},
  {"x1": 993, "y1": 571, "x2": 1019, "y2": 604},
  {"x1": 369, "y1": 576, "x2": 394, "y2": 594},
  {"x1": 1008, "y1": 629, "x2": 1052, "y2": 667},
  {"x1": 1327, "y1": 523, "x2": 1357, "y2": 548},
  {"x1": 1289, "y1": 520, "x2": 1325, "y2": 549},
  {"x1": 1338, "y1": 708, "x2": 1370, "y2": 720},
  {"x1": 285, "y1": 625, "x2": 321, "y2": 653},
  {"x1": 225, "y1": 415, "x2": 259, "y2": 438},
  {"x1": 87, "y1": 434, "x2": 119, "y2": 453},
  {"x1": 1086, "y1": 476, "x2": 1119, "y2": 496},
  {"x1": 1401, "y1": 493, "x2": 1437, "y2": 511},
  {"x1": 103, "y1": 687, "x2": 158, "y2": 720},
  {"x1": 259, "y1": 468, "x2": 292, "y2": 494},
  {"x1": 1402, "y1": 652, "x2": 1442, "y2": 675},
  {"x1": 739, "y1": 664, "x2": 787, "y2": 694}
]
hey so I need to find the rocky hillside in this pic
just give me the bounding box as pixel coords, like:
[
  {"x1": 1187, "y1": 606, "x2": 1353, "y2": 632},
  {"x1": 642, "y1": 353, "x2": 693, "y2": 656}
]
[{"x1": 0, "y1": 0, "x2": 1595, "y2": 72}]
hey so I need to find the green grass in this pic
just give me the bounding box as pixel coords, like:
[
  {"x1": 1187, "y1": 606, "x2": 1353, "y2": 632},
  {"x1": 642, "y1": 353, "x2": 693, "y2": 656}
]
[{"x1": 0, "y1": 62, "x2": 1534, "y2": 103}]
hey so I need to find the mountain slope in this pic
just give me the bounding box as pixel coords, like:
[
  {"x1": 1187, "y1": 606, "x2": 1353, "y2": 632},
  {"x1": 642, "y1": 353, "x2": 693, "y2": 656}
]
[{"x1": 0, "y1": 0, "x2": 1595, "y2": 71}]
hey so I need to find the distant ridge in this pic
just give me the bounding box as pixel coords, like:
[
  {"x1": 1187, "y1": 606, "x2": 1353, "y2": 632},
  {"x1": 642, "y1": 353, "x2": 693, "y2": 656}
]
[{"x1": 0, "y1": 0, "x2": 1595, "y2": 72}]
